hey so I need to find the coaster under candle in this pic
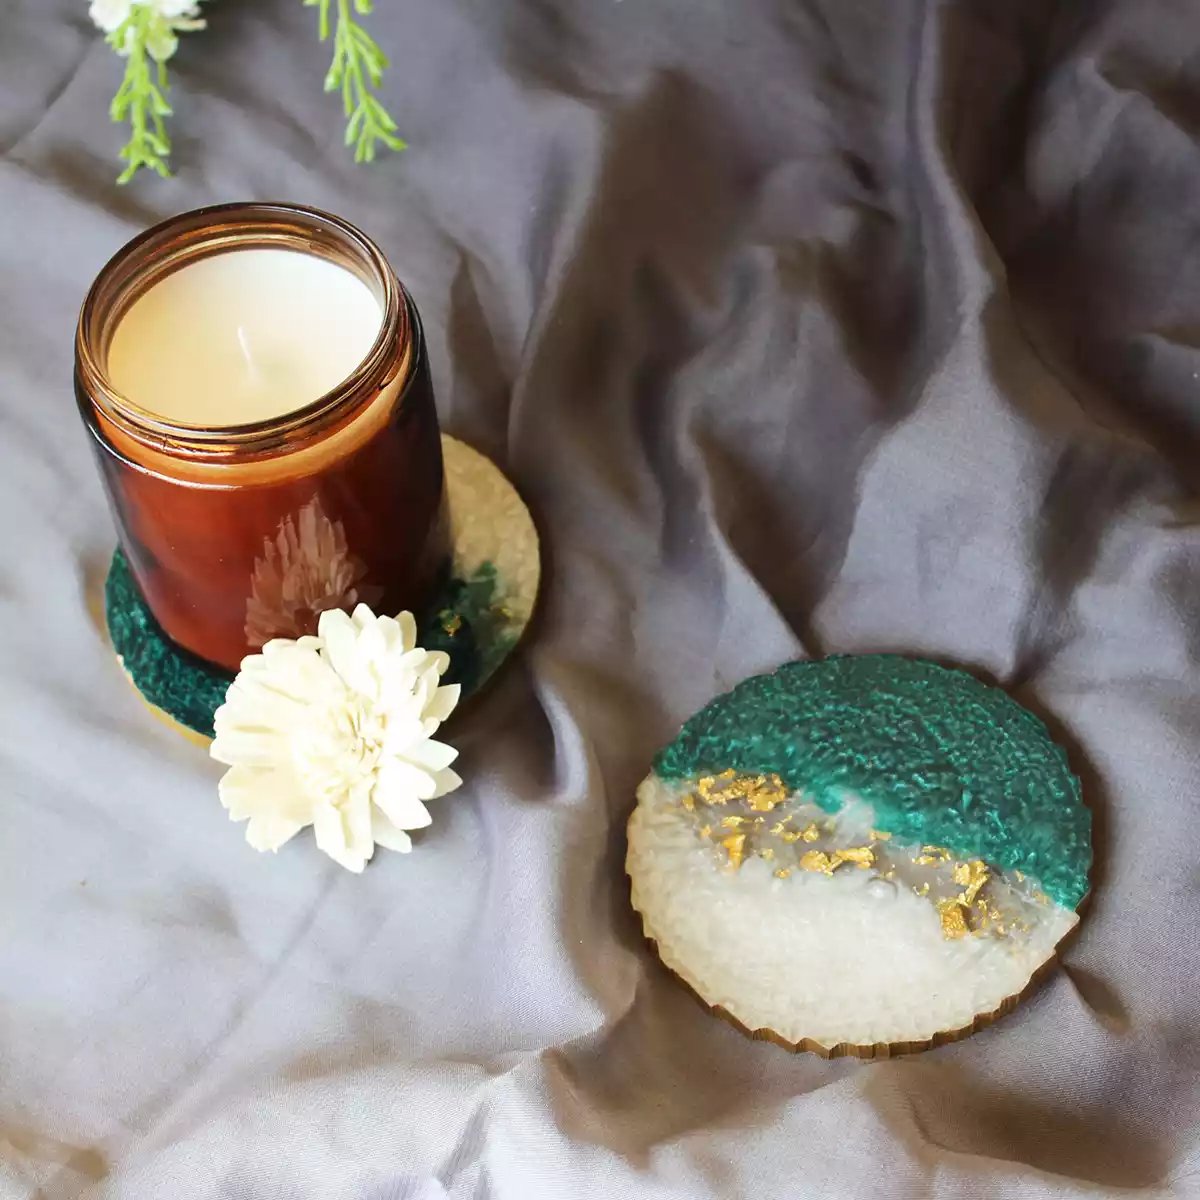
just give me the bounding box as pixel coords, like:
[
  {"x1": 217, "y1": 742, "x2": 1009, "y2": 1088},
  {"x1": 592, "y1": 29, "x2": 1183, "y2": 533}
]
[{"x1": 104, "y1": 436, "x2": 539, "y2": 740}]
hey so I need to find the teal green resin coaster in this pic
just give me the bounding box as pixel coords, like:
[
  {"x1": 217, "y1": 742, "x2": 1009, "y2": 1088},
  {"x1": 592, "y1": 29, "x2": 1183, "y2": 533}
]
[
  {"x1": 655, "y1": 654, "x2": 1089, "y2": 908},
  {"x1": 105, "y1": 436, "x2": 540, "y2": 740},
  {"x1": 629, "y1": 654, "x2": 1092, "y2": 1056}
]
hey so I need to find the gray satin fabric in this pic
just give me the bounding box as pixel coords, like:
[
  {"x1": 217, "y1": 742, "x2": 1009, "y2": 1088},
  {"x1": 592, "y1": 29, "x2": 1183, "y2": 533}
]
[{"x1": 2, "y1": 0, "x2": 1198, "y2": 1196}]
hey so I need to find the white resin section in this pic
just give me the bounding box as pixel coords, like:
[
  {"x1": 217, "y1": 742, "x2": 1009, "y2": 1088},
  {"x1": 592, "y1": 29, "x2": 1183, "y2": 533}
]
[{"x1": 627, "y1": 774, "x2": 1078, "y2": 1050}]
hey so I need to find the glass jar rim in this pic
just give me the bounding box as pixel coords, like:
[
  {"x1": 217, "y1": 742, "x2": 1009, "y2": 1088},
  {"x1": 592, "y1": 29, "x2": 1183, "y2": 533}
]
[{"x1": 75, "y1": 201, "x2": 409, "y2": 457}]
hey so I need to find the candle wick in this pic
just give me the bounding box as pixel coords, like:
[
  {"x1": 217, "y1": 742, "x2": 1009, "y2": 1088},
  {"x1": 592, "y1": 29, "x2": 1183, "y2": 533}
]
[{"x1": 237, "y1": 324, "x2": 261, "y2": 383}]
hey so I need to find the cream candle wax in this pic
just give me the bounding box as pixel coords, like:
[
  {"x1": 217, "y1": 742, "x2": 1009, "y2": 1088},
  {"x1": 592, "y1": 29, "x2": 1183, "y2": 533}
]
[
  {"x1": 107, "y1": 248, "x2": 384, "y2": 426},
  {"x1": 76, "y1": 203, "x2": 449, "y2": 672}
]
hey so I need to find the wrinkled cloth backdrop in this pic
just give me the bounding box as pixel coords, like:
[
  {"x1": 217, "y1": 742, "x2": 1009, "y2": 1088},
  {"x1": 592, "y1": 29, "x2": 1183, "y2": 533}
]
[{"x1": 1, "y1": 0, "x2": 1198, "y2": 1196}]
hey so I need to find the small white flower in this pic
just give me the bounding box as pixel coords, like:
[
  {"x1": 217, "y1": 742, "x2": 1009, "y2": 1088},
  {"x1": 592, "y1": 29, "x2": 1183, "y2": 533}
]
[
  {"x1": 145, "y1": 25, "x2": 178, "y2": 61},
  {"x1": 211, "y1": 605, "x2": 463, "y2": 872},
  {"x1": 155, "y1": 0, "x2": 203, "y2": 17},
  {"x1": 90, "y1": 0, "x2": 206, "y2": 58},
  {"x1": 89, "y1": 0, "x2": 134, "y2": 33}
]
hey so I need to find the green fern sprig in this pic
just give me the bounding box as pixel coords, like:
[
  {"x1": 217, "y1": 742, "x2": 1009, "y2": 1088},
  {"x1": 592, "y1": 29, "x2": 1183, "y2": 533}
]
[
  {"x1": 306, "y1": 0, "x2": 406, "y2": 163},
  {"x1": 107, "y1": 8, "x2": 175, "y2": 183}
]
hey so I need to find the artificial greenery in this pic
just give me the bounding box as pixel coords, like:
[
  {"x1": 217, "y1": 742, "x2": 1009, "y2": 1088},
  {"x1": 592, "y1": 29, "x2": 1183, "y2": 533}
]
[
  {"x1": 306, "y1": 0, "x2": 406, "y2": 163},
  {"x1": 91, "y1": 0, "x2": 404, "y2": 183}
]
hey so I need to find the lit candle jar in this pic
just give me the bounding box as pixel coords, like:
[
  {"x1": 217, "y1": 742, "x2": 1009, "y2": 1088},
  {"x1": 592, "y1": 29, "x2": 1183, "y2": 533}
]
[{"x1": 75, "y1": 203, "x2": 449, "y2": 673}]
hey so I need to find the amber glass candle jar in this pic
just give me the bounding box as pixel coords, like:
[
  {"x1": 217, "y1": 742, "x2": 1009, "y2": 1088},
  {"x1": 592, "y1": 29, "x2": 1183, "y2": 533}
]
[{"x1": 75, "y1": 203, "x2": 449, "y2": 673}]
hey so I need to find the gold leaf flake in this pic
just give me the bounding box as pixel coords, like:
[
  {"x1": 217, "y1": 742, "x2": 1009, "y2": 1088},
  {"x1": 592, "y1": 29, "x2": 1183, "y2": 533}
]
[
  {"x1": 774, "y1": 867, "x2": 792, "y2": 879},
  {"x1": 800, "y1": 822, "x2": 822, "y2": 843},
  {"x1": 915, "y1": 845, "x2": 952, "y2": 866},
  {"x1": 937, "y1": 899, "x2": 969, "y2": 939},
  {"x1": 720, "y1": 815, "x2": 746, "y2": 829},
  {"x1": 681, "y1": 792, "x2": 696, "y2": 812},
  {"x1": 699, "y1": 824, "x2": 713, "y2": 840},
  {"x1": 746, "y1": 777, "x2": 787, "y2": 812},
  {"x1": 953, "y1": 860, "x2": 990, "y2": 906},
  {"x1": 799, "y1": 850, "x2": 837, "y2": 875},
  {"x1": 915, "y1": 882, "x2": 930, "y2": 897},
  {"x1": 722, "y1": 833, "x2": 746, "y2": 869},
  {"x1": 696, "y1": 770, "x2": 787, "y2": 812},
  {"x1": 761, "y1": 848, "x2": 775, "y2": 861},
  {"x1": 870, "y1": 829, "x2": 892, "y2": 841},
  {"x1": 833, "y1": 846, "x2": 875, "y2": 870},
  {"x1": 697, "y1": 771, "x2": 736, "y2": 805}
]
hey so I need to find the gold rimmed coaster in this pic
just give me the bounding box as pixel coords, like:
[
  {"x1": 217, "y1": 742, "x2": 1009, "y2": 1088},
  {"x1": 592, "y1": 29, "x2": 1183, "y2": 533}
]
[{"x1": 100, "y1": 435, "x2": 540, "y2": 740}]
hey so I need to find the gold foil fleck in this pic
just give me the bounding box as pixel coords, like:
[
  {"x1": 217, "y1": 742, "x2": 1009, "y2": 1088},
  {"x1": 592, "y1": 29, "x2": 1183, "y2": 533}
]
[
  {"x1": 761, "y1": 847, "x2": 775, "y2": 861},
  {"x1": 953, "y1": 860, "x2": 990, "y2": 906},
  {"x1": 720, "y1": 815, "x2": 747, "y2": 829},
  {"x1": 697, "y1": 768, "x2": 784, "y2": 809},
  {"x1": 1014, "y1": 870, "x2": 1025, "y2": 882},
  {"x1": 915, "y1": 882, "x2": 930, "y2": 897},
  {"x1": 833, "y1": 846, "x2": 875, "y2": 870},
  {"x1": 965, "y1": 871, "x2": 989, "y2": 907},
  {"x1": 799, "y1": 850, "x2": 837, "y2": 875},
  {"x1": 681, "y1": 792, "x2": 696, "y2": 811},
  {"x1": 699, "y1": 824, "x2": 713, "y2": 840},
  {"x1": 915, "y1": 845, "x2": 952, "y2": 865},
  {"x1": 697, "y1": 770, "x2": 736, "y2": 805},
  {"x1": 1033, "y1": 890, "x2": 1050, "y2": 906},
  {"x1": 774, "y1": 867, "x2": 792, "y2": 879},
  {"x1": 937, "y1": 899, "x2": 970, "y2": 939},
  {"x1": 441, "y1": 614, "x2": 463, "y2": 637},
  {"x1": 745, "y1": 774, "x2": 788, "y2": 812},
  {"x1": 800, "y1": 822, "x2": 822, "y2": 843},
  {"x1": 870, "y1": 829, "x2": 892, "y2": 841},
  {"x1": 722, "y1": 833, "x2": 746, "y2": 869}
]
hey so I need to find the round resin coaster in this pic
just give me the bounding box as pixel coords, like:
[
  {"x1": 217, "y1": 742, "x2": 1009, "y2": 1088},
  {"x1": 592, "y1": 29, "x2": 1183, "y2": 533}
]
[
  {"x1": 626, "y1": 655, "x2": 1091, "y2": 1059},
  {"x1": 104, "y1": 435, "x2": 540, "y2": 739}
]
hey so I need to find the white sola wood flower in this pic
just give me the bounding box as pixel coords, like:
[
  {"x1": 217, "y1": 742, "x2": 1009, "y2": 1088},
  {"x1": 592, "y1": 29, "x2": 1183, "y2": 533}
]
[{"x1": 211, "y1": 605, "x2": 463, "y2": 872}]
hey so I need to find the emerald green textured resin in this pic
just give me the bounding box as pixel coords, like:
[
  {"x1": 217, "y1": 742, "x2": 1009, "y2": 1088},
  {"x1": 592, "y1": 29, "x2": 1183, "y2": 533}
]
[
  {"x1": 106, "y1": 548, "x2": 233, "y2": 737},
  {"x1": 106, "y1": 547, "x2": 492, "y2": 739},
  {"x1": 654, "y1": 655, "x2": 1090, "y2": 909}
]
